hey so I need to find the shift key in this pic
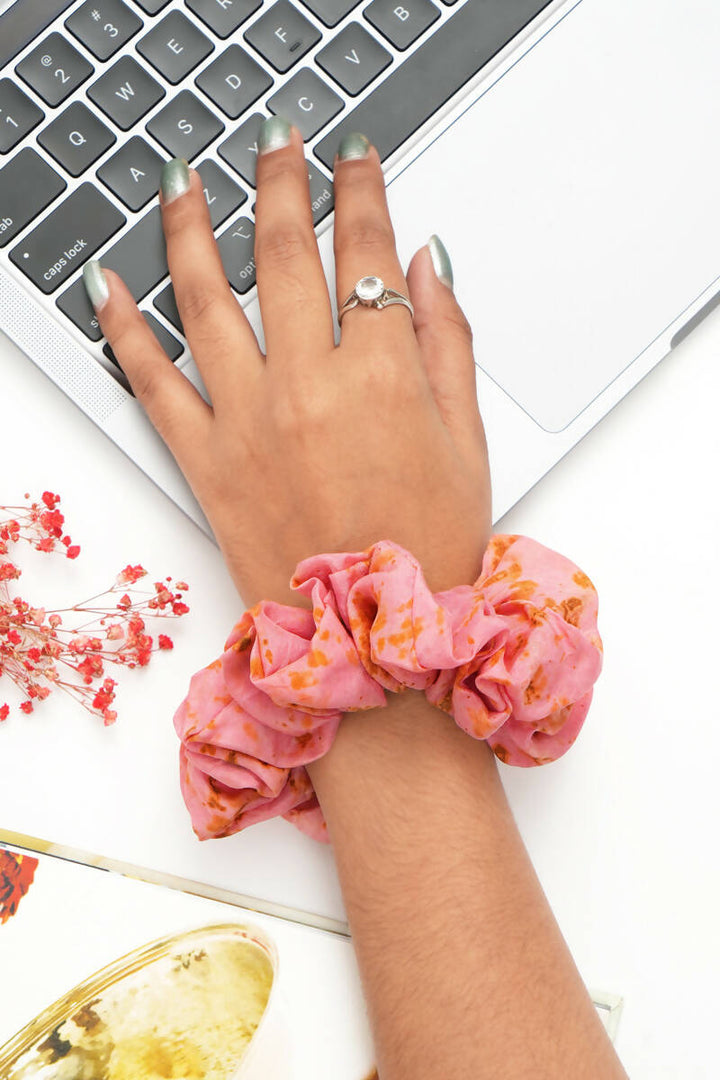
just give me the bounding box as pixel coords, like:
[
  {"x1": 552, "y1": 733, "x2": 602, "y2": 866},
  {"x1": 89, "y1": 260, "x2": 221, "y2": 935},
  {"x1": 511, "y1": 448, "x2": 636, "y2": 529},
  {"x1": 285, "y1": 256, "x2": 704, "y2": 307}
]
[{"x1": 10, "y1": 184, "x2": 125, "y2": 294}]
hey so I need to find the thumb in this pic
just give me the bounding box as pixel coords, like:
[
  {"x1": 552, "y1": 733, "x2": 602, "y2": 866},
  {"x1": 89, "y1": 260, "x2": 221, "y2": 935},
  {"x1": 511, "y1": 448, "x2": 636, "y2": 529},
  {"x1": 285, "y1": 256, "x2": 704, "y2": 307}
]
[{"x1": 406, "y1": 236, "x2": 485, "y2": 449}]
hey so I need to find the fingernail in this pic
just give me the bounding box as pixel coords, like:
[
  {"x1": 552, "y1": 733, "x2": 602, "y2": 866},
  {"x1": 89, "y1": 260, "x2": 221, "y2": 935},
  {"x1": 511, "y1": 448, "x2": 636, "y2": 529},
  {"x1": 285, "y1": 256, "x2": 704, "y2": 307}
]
[
  {"x1": 259, "y1": 115, "x2": 292, "y2": 154},
  {"x1": 161, "y1": 157, "x2": 190, "y2": 204},
  {"x1": 428, "y1": 234, "x2": 454, "y2": 291},
  {"x1": 337, "y1": 132, "x2": 370, "y2": 162},
  {"x1": 82, "y1": 260, "x2": 109, "y2": 313}
]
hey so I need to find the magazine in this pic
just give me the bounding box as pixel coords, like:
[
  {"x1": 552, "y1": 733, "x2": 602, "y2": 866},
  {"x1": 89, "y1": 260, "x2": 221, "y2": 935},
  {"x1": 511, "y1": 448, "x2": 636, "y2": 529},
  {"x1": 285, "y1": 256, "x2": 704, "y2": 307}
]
[{"x1": 0, "y1": 842, "x2": 377, "y2": 1080}]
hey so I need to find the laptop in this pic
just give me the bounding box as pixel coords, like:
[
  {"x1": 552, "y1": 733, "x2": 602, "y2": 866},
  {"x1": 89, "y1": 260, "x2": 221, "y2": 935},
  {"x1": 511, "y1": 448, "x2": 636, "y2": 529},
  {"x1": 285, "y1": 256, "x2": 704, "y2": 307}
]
[{"x1": 1, "y1": 0, "x2": 719, "y2": 532}]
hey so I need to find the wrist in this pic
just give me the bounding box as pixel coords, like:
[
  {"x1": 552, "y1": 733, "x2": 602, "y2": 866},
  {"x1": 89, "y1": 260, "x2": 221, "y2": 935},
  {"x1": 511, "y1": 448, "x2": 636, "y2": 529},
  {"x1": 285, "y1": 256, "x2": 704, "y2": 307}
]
[{"x1": 307, "y1": 691, "x2": 502, "y2": 826}]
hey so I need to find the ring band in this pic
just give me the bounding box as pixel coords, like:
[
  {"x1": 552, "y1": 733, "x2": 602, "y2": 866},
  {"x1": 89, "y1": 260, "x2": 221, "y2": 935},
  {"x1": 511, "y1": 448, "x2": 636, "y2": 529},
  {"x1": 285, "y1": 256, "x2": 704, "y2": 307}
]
[{"x1": 338, "y1": 275, "x2": 414, "y2": 325}]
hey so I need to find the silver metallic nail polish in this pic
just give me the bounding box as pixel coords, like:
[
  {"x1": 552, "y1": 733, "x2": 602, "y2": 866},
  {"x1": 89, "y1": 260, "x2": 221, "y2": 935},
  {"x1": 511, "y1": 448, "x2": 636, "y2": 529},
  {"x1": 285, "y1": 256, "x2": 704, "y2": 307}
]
[
  {"x1": 161, "y1": 157, "x2": 190, "y2": 204},
  {"x1": 258, "y1": 115, "x2": 292, "y2": 154},
  {"x1": 428, "y1": 234, "x2": 454, "y2": 291},
  {"x1": 337, "y1": 132, "x2": 370, "y2": 161},
  {"x1": 82, "y1": 260, "x2": 109, "y2": 313}
]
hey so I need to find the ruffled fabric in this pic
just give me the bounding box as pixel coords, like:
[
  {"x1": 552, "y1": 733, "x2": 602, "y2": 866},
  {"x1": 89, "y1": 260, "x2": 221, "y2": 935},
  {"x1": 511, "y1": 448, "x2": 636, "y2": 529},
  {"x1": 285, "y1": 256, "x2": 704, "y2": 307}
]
[{"x1": 174, "y1": 535, "x2": 603, "y2": 843}]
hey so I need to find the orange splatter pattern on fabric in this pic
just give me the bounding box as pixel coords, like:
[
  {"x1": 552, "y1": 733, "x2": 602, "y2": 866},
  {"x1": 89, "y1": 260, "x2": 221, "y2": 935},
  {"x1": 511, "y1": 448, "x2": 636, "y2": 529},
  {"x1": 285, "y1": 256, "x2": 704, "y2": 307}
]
[{"x1": 174, "y1": 536, "x2": 602, "y2": 842}]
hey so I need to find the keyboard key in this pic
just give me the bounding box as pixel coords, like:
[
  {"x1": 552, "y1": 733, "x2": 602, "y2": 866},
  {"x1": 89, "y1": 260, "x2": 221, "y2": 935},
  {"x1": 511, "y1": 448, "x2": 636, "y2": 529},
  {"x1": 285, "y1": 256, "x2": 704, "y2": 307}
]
[
  {"x1": 57, "y1": 277, "x2": 103, "y2": 340},
  {"x1": 196, "y1": 159, "x2": 247, "y2": 227},
  {"x1": 154, "y1": 282, "x2": 183, "y2": 332},
  {"x1": 0, "y1": 147, "x2": 66, "y2": 249},
  {"x1": 65, "y1": 0, "x2": 143, "y2": 62},
  {"x1": 364, "y1": 0, "x2": 440, "y2": 50},
  {"x1": 299, "y1": 0, "x2": 361, "y2": 29},
  {"x1": 186, "y1": 0, "x2": 262, "y2": 38},
  {"x1": 137, "y1": 10, "x2": 214, "y2": 85},
  {"x1": 316, "y1": 23, "x2": 391, "y2": 96},
  {"x1": 134, "y1": 0, "x2": 172, "y2": 13},
  {"x1": 306, "y1": 160, "x2": 334, "y2": 225},
  {"x1": 88, "y1": 55, "x2": 165, "y2": 130},
  {"x1": 217, "y1": 111, "x2": 263, "y2": 186},
  {"x1": 10, "y1": 183, "x2": 125, "y2": 294},
  {"x1": 244, "y1": 1, "x2": 321, "y2": 75},
  {"x1": 316, "y1": 0, "x2": 551, "y2": 167},
  {"x1": 0, "y1": 79, "x2": 44, "y2": 154},
  {"x1": 105, "y1": 311, "x2": 183, "y2": 366},
  {"x1": 146, "y1": 89, "x2": 224, "y2": 160},
  {"x1": 15, "y1": 33, "x2": 94, "y2": 108},
  {"x1": 38, "y1": 101, "x2": 116, "y2": 177},
  {"x1": 195, "y1": 44, "x2": 272, "y2": 119},
  {"x1": 267, "y1": 69, "x2": 343, "y2": 141},
  {"x1": 101, "y1": 206, "x2": 167, "y2": 301},
  {"x1": 216, "y1": 215, "x2": 255, "y2": 292},
  {"x1": 97, "y1": 135, "x2": 166, "y2": 210}
]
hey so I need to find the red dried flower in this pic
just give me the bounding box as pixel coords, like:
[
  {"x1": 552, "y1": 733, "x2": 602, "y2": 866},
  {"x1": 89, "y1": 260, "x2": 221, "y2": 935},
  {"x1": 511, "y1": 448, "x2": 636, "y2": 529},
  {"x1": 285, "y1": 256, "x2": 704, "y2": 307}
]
[
  {"x1": 0, "y1": 850, "x2": 38, "y2": 924},
  {"x1": 0, "y1": 493, "x2": 190, "y2": 726},
  {"x1": 117, "y1": 564, "x2": 146, "y2": 585}
]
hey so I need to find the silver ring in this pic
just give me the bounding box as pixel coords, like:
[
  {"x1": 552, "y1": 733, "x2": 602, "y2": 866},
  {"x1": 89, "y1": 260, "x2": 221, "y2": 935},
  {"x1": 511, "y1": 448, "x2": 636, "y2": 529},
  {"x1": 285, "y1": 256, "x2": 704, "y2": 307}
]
[{"x1": 338, "y1": 275, "x2": 414, "y2": 325}]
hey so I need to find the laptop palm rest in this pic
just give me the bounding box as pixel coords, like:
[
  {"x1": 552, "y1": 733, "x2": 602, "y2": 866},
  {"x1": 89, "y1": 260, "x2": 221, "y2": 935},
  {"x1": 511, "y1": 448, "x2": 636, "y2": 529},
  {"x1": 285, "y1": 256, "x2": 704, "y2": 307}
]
[{"x1": 385, "y1": 0, "x2": 720, "y2": 433}]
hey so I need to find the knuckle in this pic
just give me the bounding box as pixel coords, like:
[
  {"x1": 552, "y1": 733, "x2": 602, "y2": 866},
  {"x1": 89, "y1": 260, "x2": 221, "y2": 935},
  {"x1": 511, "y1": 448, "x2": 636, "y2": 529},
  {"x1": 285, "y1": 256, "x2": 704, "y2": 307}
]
[
  {"x1": 256, "y1": 222, "x2": 313, "y2": 269},
  {"x1": 128, "y1": 363, "x2": 162, "y2": 407},
  {"x1": 273, "y1": 380, "x2": 331, "y2": 435},
  {"x1": 450, "y1": 307, "x2": 474, "y2": 344},
  {"x1": 109, "y1": 328, "x2": 160, "y2": 402},
  {"x1": 176, "y1": 284, "x2": 223, "y2": 327},
  {"x1": 343, "y1": 217, "x2": 395, "y2": 253}
]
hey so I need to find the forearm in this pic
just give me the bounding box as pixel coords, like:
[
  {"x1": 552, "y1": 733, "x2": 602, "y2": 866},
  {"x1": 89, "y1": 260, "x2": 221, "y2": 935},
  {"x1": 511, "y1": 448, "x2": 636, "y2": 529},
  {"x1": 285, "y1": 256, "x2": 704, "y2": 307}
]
[{"x1": 308, "y1": 693, "x2": 627, "y2": 1080}]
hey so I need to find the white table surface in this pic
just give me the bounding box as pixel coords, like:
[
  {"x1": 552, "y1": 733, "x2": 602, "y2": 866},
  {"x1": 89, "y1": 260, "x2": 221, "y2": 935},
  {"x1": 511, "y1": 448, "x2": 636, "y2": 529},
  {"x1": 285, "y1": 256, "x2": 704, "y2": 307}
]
[{"x1": 1, "y1": 289, "x2": 718, "y2": 1077}]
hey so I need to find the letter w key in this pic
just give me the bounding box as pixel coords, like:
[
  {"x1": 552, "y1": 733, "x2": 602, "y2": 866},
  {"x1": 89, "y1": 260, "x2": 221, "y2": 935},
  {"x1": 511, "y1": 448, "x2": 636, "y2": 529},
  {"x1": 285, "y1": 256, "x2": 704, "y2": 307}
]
[{"x1": 88, "y1": 56, "x2": 166, "y2": 130}]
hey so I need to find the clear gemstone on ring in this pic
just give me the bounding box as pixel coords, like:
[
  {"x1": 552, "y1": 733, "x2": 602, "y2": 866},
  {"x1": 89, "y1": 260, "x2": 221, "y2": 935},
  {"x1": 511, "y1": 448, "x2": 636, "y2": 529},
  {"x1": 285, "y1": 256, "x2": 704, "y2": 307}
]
[{"x1": 355, "y1": 275, "x2": 385, "y2": 303}]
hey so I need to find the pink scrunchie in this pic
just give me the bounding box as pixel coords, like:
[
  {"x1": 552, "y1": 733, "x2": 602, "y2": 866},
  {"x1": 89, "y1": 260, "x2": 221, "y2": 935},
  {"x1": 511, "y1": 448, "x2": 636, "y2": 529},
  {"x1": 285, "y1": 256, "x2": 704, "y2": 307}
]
[{"x1": 174, "y1": 535, "x2": 603, "y2": 844}]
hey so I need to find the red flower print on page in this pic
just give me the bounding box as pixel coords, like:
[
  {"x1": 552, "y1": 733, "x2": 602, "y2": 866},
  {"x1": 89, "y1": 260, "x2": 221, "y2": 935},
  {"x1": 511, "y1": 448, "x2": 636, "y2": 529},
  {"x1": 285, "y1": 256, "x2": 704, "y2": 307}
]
[{"x1": 0, "y1": 850, "x2": 38, "y2": 925}]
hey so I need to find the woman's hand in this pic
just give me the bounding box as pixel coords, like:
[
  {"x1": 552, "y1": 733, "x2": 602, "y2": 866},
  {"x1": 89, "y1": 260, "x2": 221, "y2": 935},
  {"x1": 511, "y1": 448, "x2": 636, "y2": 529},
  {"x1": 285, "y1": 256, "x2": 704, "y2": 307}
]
[{"x1": 85, "y1": 120, "x2": 491, "y2": 606}]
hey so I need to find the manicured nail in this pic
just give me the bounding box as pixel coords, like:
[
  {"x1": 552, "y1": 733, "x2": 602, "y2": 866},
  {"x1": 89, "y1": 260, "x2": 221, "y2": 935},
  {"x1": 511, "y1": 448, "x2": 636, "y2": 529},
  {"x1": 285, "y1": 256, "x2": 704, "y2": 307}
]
[
  {"x1": 161, "y1": 157, "x2": 190, "y2": 204},
  {"x1": 428, "y1": 234, "x2": 454, "y2": 291},
  {"x1": 258, "y1": 115, "x2": 292, "y2": 154},
  {"x1": 337, "y1": 132, "x2": 370, "y2": 162},
  {"x1": 82, "y1": 260, "x2": 109, "y2": 313}
]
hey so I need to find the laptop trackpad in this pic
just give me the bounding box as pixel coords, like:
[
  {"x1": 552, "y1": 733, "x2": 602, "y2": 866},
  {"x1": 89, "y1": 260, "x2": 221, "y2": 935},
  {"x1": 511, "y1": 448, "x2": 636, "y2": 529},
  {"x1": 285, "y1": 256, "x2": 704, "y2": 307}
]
[{"x1": 392, "y1": 0, "x2": 720, "y2": 432}]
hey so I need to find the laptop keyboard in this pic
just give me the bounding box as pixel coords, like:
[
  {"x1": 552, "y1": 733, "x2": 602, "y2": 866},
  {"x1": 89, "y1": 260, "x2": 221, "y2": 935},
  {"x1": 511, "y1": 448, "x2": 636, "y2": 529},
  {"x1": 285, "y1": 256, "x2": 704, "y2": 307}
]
[{"x1": 0, "y1": 0, "x2": 552, "y2": 379}]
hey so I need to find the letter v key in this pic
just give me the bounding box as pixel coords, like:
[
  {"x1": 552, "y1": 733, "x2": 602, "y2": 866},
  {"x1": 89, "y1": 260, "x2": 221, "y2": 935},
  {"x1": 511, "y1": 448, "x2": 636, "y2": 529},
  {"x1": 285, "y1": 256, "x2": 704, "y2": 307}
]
[{"x1": 344, "y1": 49, "x2": 360, "y2": 64}]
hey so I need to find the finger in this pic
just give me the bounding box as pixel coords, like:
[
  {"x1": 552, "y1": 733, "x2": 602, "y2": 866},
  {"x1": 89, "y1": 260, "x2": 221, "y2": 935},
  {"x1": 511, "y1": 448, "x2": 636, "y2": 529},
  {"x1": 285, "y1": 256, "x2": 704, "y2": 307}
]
[
  {"x1": 160, "y1": 159, "x2": 263, "y2": 399},
  {"x1": 83, "y1": 262, "x2": 212, "y2": 466},
  {"x1": 332, "y1": 133, "x2": 415, "y2": 347},
  {"x1": 254, "y1": 118, "x2": 334, "y2": 363},
  {"x1": 405, "y1": 237, "x2": 486, "y2": 453}
]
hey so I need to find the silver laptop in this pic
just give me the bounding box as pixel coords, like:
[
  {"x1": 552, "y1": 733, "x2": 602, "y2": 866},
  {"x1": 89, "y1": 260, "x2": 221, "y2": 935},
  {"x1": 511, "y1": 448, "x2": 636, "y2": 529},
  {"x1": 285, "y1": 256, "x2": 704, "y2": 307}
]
[{"x1": 1, "y1": 0, "x2": 718, "y2": 533}]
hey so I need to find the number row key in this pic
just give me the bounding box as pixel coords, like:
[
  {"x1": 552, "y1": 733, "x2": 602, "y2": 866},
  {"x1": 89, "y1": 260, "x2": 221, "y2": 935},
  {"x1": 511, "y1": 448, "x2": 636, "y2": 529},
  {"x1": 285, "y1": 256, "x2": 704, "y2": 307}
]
[
  {"x1": 0, "y1": 78, "x2": 44, "y2": 154},
  {"x1": 65, "y1": 0, "x2": 143, "y2": 63}
]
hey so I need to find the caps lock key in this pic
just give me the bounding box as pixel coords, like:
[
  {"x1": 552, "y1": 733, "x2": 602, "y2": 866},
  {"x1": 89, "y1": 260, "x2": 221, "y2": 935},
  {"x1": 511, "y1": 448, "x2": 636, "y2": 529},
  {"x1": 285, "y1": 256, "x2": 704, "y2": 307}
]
[{"x1": 10, "y1": 183, "x2": 125, "y2": 294}]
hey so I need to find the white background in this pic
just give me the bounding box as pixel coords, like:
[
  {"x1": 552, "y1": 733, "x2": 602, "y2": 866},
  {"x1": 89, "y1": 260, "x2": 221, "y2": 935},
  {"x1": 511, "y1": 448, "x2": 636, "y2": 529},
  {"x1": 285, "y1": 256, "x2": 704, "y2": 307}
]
[{"x1": 1, "y1": 282, "x2": 719, "y2": 1078}]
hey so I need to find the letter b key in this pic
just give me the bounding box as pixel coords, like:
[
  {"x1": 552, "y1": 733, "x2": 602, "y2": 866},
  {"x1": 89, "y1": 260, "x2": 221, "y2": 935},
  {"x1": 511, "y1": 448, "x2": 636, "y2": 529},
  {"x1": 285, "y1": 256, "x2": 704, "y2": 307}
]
[{"x1": 364, "y1": 0, "x2": 440, "y2": 51}]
